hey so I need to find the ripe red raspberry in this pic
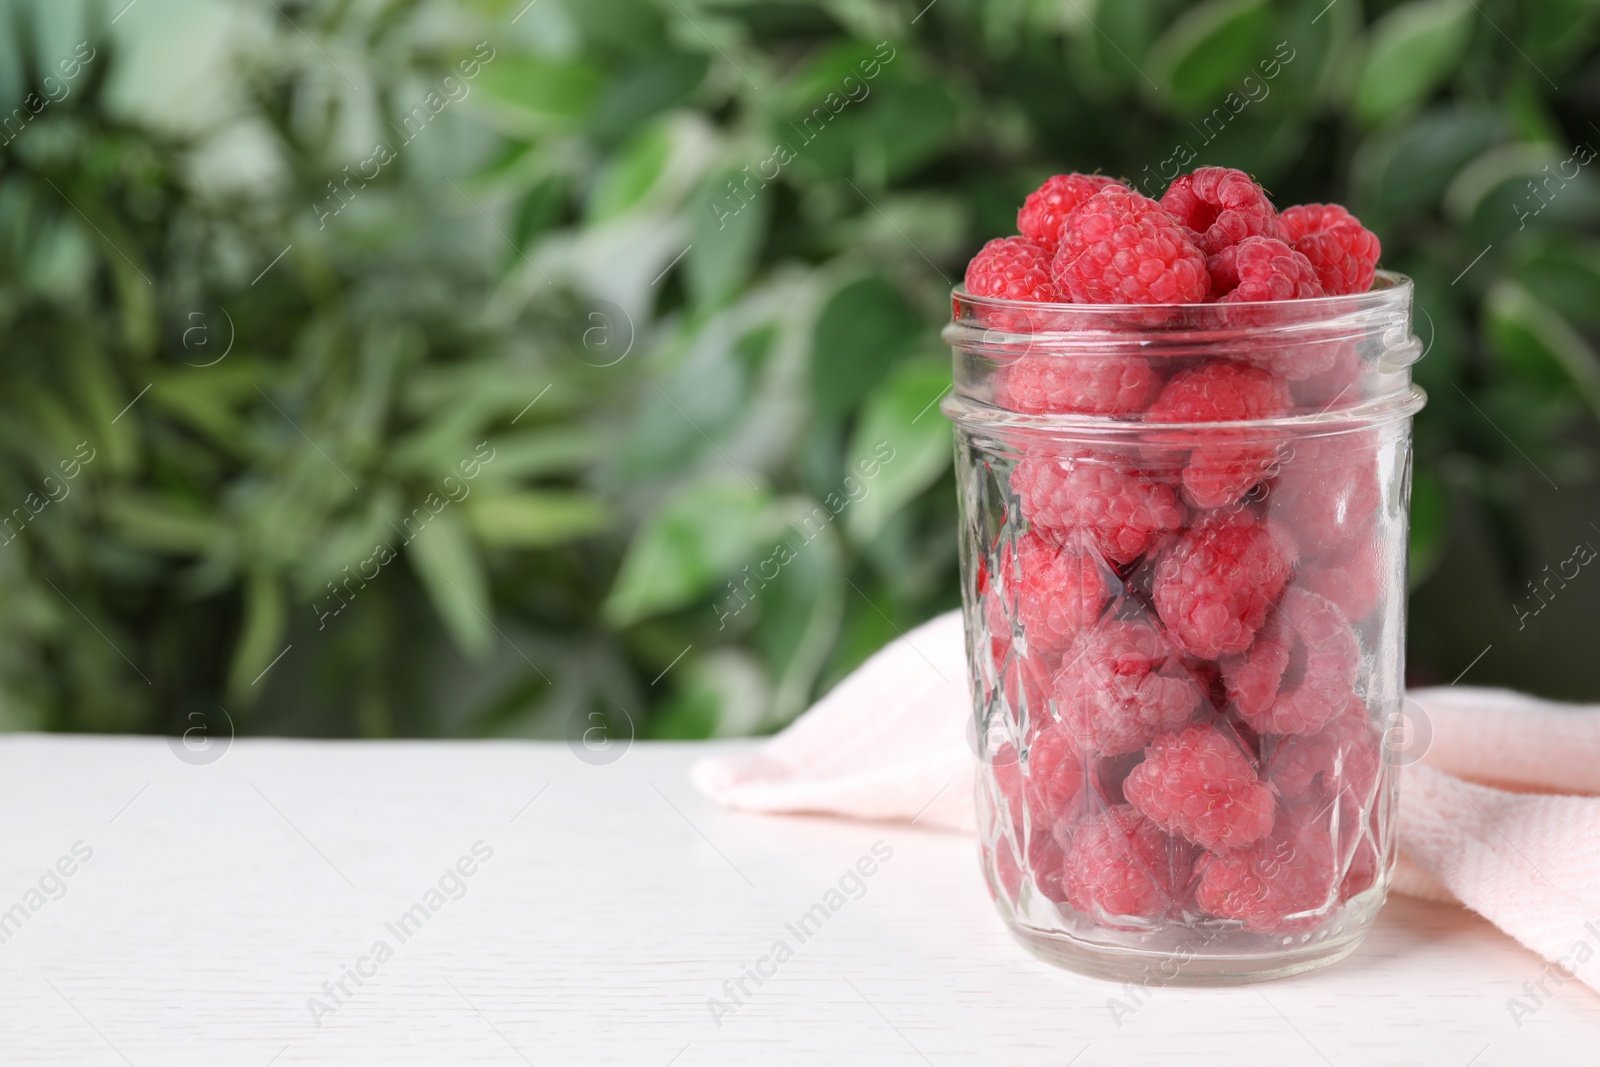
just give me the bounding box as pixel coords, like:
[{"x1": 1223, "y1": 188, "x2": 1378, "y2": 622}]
[
  {"x1": 988, "y1": 836, "x2": 1024, "y2": 902},
  {"x1": 1159, "y1": 167, "x2": 1280, "y2": 256},
  {"x1": 1029, "y1": 835, "x2": 1070, "y2": 903},
  {"x1": 1148, "y1": 362, "x2": 1294, "y2": 424},
  {"x1": 1300, "y1": 536, "x2": 1385, "y2": 622},
  {"x1": 1146, "y1": 360, "x2": 1293, "y2": 509},
  {"x1": 1053, "y1": 618, "x2": 1203, "y2": 755},
  {"x1": 965, "y1": 236, "x2": 1060, "y2": 302},
  {"x1": 990, "y1": 740, "x2": 1026, "y2": 828},
  {"x1": 1289, "y1": 339, "x2": 1365, "y2": 408},
  {"x1": 1266, "y1": 695, "x2": 1381, "y2": 808},
  {"x1": 991, "y1": 532, "x2": 1115, "y2": 656},
  {"x1": 1279, "y1": 204, "x2": 1381, "y2": 296},
  {"x1": 1124, "y1": 722, "x2": 1276, "y2": 851},
  {"x1": 1153, "y1": 511, "x2": 1295, "y2": 659},
  {"x1": 1208, "y1": 236, "x2": 1325, "y2": 303},
  {"x1": 1195, "y1": 824, "x2": 1337, "y2": 933},
  {"x1": 1053, "y1": 188, "x2": 1209, "y2": 305},
  {"x1": 1018, "y1": 173, "x2": 1128, "y2": 248},
  {"x1": 1221, "y1": 589, "x2": 1361, "y2": 736},
  {"x1": 993, "y1": 354, "x2": 1160, "y2": 416},
  {"x1": 1063, "y1": 806, "x2": 1194, "y2": 924},
  {"x1": 1024, "y1": 723, "x2": 1088, "y2": 822},
  {"x1": 1268, "y1": 435, "x2": 1381, "y2": 557},
  {"x1": 989, "y1": 630, "x2": 1056, "y2": 718},
  {"x1": 1012, "y1": 455, "x2": 1185, "y2": 565}
]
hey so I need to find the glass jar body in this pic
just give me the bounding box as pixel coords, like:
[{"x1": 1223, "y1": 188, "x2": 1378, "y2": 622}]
[{"x1": 944, "y1": 276, "x2": 1422, "y2": 982}]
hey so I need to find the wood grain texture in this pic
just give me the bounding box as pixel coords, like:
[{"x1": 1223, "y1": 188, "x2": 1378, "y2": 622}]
[{"x1": 0, "y1": 736, "x2": 1593, "y2": 1065}]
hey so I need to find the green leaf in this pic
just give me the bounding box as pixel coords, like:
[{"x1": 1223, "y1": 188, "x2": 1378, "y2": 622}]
[
  {"x1": 843, "y1": 361, "x2": 952, "y2": 543},
  {"x1": 477, "y1": 428, "x2": 604, "y2": 481},
  {"x1": 405, "y1": 508, "x2": 493, "y2": 659},
  {"x1": 473, "y1": 53, "x2": 605, "y2": 130},
  {"x1": 227, "y1": 572, "x2": 286, "y2": 699},
  {"x1": 809, "y1": 277, "x2": 920, "y2": 417},
  {"x1": 689, "y1": 167, "x2": 771, "y2": 307},
  {"x1": 589, "y1": 122, "x2": 674, "y2": 221},
  {"x1": 1147, "y1": 0, "x2": 1272, "y2": 113},
  {"x1": 466, "y1": 490, "x2": 611, "y2": 547},
  {"x1": 1352, "y1": 0, "x2": 1473, "y2": 125},
  {"x1": 603, "y1": 478, "x2": 778, "y2": 627},
  {"x1": 1485, "y1": 281, "x2": 1600, "y2": 425},
  {"x1": 1351, "y1": 106, "x2": 1503, "y2": 220},
  {"x1": 589, "y1": 51, "x2": 708, "y2": 137},
  {"x1": 866, "y1": 83, "x2": 960, "y2": 181},
  {"x1": 102, "y1": 492, "x2": 223, "y2": 554}
]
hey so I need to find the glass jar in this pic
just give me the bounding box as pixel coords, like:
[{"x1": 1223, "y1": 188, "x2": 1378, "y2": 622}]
[{"x1": 942, "y1": 274, "x2": 1424, "y2": 983}]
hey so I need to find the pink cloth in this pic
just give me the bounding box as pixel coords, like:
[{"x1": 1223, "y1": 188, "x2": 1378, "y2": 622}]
[{"x1": 692, "y1": 610, "x2": 1600, "y2": 994}]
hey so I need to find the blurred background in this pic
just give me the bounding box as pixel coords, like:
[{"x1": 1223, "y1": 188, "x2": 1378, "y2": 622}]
[{"x1": 0, "y1": 0, "x2": 1597, "y2": 744}]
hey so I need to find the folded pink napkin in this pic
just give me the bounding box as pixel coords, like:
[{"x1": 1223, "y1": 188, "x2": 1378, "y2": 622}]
[{"x1": 692, "y1": 609, "x2": 1600, "y2": 995}]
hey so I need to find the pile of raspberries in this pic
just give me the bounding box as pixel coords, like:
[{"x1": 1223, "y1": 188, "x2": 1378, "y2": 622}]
[
  {"x1": 966, "y1": 167, "x2": 1381, "y2": 307},
  {"x1": 971, "y1": 169, "x2": 1387, "y2": 936}
]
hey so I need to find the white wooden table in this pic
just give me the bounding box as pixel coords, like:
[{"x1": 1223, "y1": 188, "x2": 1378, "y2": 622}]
[{"x1": 0, "y1": 736, "x2": 1593, "y2": 1065}]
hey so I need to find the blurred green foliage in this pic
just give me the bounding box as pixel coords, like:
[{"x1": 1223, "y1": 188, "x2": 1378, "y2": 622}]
[{"x1": 1, "y1": 0, "x2": 1598, "y2": 738}]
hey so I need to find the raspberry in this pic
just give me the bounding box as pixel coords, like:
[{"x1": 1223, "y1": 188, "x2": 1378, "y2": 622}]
[
  {"x1": 989, "y1": 836, "x2": 1024, "y2": 901},
  {"x1": 1124, "y1": 722, "x2": 1276, "y2": 851},
  {"x1": 1018, "y1": 173, "x2": 1128, "y2": 248},
  {"x1": 1063, "y1": 806, "x2": 1194, "y2": 924},
  {"x1": 991, "y1": 532, "x2": 1115, "y2": 656},
  {"x1": 1208, "y1": 236, "x2": 1325, "y2": 303},
  {"x1": 993, "y1": 354, "x2": 1160, "y2": 416},
  {"x1": 1148, "y1": 361, "x2": 1294, "y2": 424},
  {"x1": 1012, "y1": 455, "x2": 1185, "y2": 565},
  {"x1": 1289, "y1": 339, "x2": 1365, "y2": 409},
  {"x1": 1153, "y1": 510, "x2": 1295, "y2": 659},
  {"x1": 1300, "y1": 537, "x2": 1385, "y2": 622},
  {"x1": 1268, "y1": 435, "x2": 1381, "y2": 556},
  {"x1": 1195, "y1": 825, "x2": 1337, "y2": 933},
  {"x1": 988, "y1": 732, "x2": 1084, "y2": 905},
  {"x1": 964, "y1": 236, "x2": 1060, "y2": 303},
  {"x1": 1029, "y1": 823, "x2": 1072, "y2": 903},
  {"x1": 991, "y1": 740, "x2": 1026, "y2": 827},
  {"x1": 1279, "y1": 204, "x2": 1381, "y2": 296},
  {"x1": 1221, "y1": 589, "x2": 1361, "y2": 736},
  {"x1": 1024, "y1": 723, "x2": 1088, "y2": 822},
  {"x1": 1053, "y1": 617, "x2": 1203, "y2": 755},
  {"x1": 1159, "y1": 167, "x2": 1280, "y2": 256},
  {"x1": 1053, "y1": 188, "x2": 1209, "y2": 305},
  {"x1": 1265, "y1": 695, "x2": 1381, "y2": 808},
  {"x1": 1146, "y1": 361, "x2": 1293, "y2": 509}
]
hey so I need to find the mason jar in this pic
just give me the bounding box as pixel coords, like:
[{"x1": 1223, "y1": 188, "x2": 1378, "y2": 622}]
[{"x1": 942, "y1": 274, "x2": 1423, "y2": 983}]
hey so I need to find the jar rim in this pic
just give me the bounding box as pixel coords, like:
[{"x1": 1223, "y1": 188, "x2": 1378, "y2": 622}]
[
  {"x1": 952, "y1": 270, "x2": 1411, "y2": 320},
  {"x1": 942, "y1": 385, "x2": 1427, "y2": 439}
]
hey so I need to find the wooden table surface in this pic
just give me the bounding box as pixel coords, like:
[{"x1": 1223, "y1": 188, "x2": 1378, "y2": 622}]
[{"x1": 0, "y1": 735, "x2": 1594, "y2": 1065}]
